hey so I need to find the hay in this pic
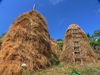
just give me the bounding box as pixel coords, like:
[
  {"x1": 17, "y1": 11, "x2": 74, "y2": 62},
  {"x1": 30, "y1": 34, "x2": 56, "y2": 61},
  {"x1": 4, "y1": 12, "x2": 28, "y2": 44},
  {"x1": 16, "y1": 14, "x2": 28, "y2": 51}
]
[
  {"x1": 59, "y1": 24, "x2": 98, "y2": 64},
  {"x1": 0, "y1": 10, "x2": 52, "y2": 75},
  {"x1": 50, "y1": 38, "x2": 61, "y2": 57},
  {"x1": 0, "y1": 38, "x2": 2, "y2": 50}
]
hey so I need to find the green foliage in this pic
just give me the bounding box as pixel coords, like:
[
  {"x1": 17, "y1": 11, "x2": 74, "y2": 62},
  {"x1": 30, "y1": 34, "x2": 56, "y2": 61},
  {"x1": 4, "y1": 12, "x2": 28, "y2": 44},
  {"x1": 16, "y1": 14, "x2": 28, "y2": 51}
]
[
  {"x1": 86, "y1": 33, "x2": 90, "y2": 38},
  {"x1": 89, "y1": 38, "x2": 100, "y2": 47},
  {"x1": 57, "y1": 38, "x2": 63, "y2": 41},
  {"x1": 96, "y1": 67, "x2": 100, "y2": 70},
  {"x1": 27, "y1": 71, "x2": 34, "y2": 75},
  {"x1": 58, "y1": 42, "x2": 64, "y2": 50},
  {"x1": 18, "y1": 70, "x2": 22, "y2": 75},
  {"x1": 97, "y1": 37, "x2": 100, "y2": 42},
  {"x1": 52, "y1": 55, "x2": 60, "y2": 64},
  {"x1": 0, "y1": 33, "x2": 6, "y2": 38},
  {"x1": 86, "y1": 31, "x2": 100, "y2": 48},
  {"x1": 71, "y1": 68, "x2": 82, "y2": 75},
  {"x1": 94, "y1": 28, "x2": 100, "y2": 37},
  {"x1": 83, "y1": 67, "x2": 97, "y2": 74},
  {"x1": 86, "y1": 33, "x2": 92, "y2": 42}
]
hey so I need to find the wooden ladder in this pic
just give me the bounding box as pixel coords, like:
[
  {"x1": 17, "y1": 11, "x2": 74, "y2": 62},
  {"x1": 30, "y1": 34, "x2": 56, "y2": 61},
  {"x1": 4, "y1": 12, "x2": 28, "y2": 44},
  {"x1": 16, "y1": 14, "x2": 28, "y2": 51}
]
[{"x1": 72, "y1": 26, "x2": 83, "y2": 65}]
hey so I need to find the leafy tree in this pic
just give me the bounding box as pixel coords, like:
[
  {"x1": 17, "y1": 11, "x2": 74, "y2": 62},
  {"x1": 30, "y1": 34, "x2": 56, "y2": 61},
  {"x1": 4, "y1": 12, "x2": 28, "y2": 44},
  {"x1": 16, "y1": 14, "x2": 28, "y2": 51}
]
[
  {"x1": 0, "y1": 33, "x2": 6, "y2": 38},
  {"x1": 97, "y1": 37, "x2": 100, "y2": 42},
  {"x1": 87, "y1": 33, "x2": 90, "y2": 38},
  {"x1": 86, "y1": 33, "x2": 91, "y2": 41},
  {"x1": 94, "y1": 28, "x2": 100, "y2": 37},
  {"x1": 91, "y1": 34, "x2": 94, "y2": 39},
  {"x1": 86, "y1": 33, "x2": 99, "y2": 48},
  {"x1": 57, "y1": 38, "x2": 63, "y2": 41},
  {"x1": 58, "y1": 42, "x2": 64, "y2": 50}
]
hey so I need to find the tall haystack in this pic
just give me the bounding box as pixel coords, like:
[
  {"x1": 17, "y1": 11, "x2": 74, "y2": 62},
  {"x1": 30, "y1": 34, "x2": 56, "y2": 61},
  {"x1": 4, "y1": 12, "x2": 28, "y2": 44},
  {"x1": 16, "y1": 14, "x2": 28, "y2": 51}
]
[
  {"x1": 0, "y1": 10, "x2": 52, "y2": 75},
  {"x1": 59, "y1": 24, "x2": 98, "y2": 64},
  {"x1": 50, "y1": 38, "x2": 61, "y2": 57},
  {"x1": 0, "y1": 38, "x2": 2, "y2": 50}
]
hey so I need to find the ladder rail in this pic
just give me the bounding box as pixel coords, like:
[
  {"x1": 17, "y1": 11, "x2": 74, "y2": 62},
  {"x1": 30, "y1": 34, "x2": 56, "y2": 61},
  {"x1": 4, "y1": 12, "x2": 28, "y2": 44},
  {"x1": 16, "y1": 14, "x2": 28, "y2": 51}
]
[
  {"x1": 72, "y1": 26, "x2": 83, "y2": 65},
  {"x1": 76, "y1": 27, "x2": 83, "y2": 65},
  {"x1": 72, "y1": 27, "x2": 75, "y2": 65}
]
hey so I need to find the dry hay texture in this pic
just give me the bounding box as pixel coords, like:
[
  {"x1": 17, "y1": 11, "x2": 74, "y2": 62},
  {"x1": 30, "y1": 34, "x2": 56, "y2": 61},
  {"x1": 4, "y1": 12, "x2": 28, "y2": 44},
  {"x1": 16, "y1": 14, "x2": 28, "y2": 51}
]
[
  {"x1": 0, "y1": 38, "x2": 2, "y2": 50},
  {"x1": 59, "y1": 24, "x2": 98, "y2": 64},
  {"x1": 50, "y1": 38, "x2": 61, "y2": 57},
  {"x1": 0, "y1": 10, "x2": 52, "y2": 75}
]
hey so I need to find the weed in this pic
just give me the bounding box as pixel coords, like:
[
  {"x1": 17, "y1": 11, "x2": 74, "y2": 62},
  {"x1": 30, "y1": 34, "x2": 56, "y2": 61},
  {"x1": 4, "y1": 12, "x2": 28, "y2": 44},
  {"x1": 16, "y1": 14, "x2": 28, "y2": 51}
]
[
  {"x1": 18, "y1": 70, "x2": 22, "y2": 75},
  {"x1": 27, "y1": 71, "x2": 34, "y2": 75},
  {"x1": 52, "y1": 55, "x2": 60, "y2": 64},
  {"x1": 58, "y1": 64, "x2": 64, "y2": 68},
  {"x1": 96, "y1": 67, "x2": 100, "y2": 70},
  {"x1": 71, "y1": 68, "x2": 82, "y2": 75},
  {"x1": 83, "y1": 67, "x2": 97, "y2": 74}
]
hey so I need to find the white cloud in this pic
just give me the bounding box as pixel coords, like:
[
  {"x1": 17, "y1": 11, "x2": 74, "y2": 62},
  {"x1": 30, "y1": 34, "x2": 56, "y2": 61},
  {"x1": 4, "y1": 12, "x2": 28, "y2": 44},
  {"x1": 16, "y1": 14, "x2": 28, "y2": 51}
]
[
  {"x1": 94, "y1": 9, "x2": 100, "y2": 17},
  {"x1": 97, "y1": 9, "x2": 100, "y2": 12},
  {"x1": 58, "y1": 18, "x2": 67, "y2": 26},
  {"x1": 49, "y1": 0, "x2": 65, "y2": 5}
]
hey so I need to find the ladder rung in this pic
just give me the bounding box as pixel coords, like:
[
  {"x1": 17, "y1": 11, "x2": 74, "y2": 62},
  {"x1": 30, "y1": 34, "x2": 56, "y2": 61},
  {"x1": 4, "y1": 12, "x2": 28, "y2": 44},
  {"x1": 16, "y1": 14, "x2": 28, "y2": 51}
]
[
  {"x1": 72, "y1": 28, "x2": 77, "y2": 30},
  {"x1": 74, "y1": 57, "x2": 82, "y2": 58},
  {"x1": 72, "y1": 26, "x2": 83, "y2": 65},
  {"x1": 74, "y1": 51, "x2": 81, "y2": 52},
  {"x1": 72, "y1": 36, "x2": 79, "y2": 38},
  {"x1": 73, "y1": 32, "x2": 78, "y2": 34},
  {"x1": 74, "y1": 46, "x2": 80, "y2": 47},
  {"x1": 73, "y1": 41, "x2": 79, "y2": 42}
]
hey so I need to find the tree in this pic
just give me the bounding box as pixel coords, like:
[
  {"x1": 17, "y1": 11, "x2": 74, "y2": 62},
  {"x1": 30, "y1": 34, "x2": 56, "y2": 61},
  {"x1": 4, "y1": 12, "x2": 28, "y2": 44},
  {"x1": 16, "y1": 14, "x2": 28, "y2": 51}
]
[
  {"x1": 0, "y1": 33, "x2": 6, "y2": 38},
  {"x1": 58, "y1": 42, "x2": 64, "y2": 50},
  {"x1": 86, "y1": 33, "x2": 90, "y2": 38},
  {"x1": 57, "y1": 38, "x2": 63, "y2": 41},
  {"x1": 97, "y1": 37, "x2": 100, "y2": 45},
  {"x1": 94, "y1": 28, "x2": 100, "y2": 37},
  {"x1": 86, "y1": 33, "x2": 91, "y2": 41}
]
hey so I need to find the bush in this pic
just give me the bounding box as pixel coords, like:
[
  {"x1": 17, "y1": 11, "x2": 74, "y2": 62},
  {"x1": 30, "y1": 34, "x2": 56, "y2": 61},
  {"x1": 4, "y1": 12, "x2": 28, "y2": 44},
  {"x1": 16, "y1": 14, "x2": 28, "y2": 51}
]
[
  {"x1": 71, "y1": 68, "x2": 82, "y2": 75},
  {"x1": 52, "y1": 55, "x2": 60, "y2": 64},
  {"x1": 57, "y1": 39, "x2": 63, "y2": 41},
  {"x1": 58, "y1": 42, "x2": 64, "y2": 50}
]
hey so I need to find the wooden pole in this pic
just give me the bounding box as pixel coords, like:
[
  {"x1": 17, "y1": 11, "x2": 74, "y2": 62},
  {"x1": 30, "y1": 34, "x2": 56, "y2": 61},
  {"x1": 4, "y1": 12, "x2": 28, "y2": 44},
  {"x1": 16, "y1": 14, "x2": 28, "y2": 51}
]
[{"x1": 33, "y1": 4, "x2": 36, "y2": 10}]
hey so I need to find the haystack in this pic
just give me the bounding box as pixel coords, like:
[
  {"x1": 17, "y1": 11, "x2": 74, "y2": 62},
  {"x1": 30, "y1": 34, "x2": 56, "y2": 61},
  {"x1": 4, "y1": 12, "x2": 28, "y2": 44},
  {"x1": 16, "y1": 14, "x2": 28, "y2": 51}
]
[
  {"x1": 59, "y1": 24, "x2": 98, "y2": 64},
  {"x1": 50, "y1": 38, "x2": 61, "y2": 57},
  {"x1": 0, "y1": 38, "x2": 2, "y2": 50},
  {"x1": 0, "y1": 10, "x2": 52, "y2": 75}
]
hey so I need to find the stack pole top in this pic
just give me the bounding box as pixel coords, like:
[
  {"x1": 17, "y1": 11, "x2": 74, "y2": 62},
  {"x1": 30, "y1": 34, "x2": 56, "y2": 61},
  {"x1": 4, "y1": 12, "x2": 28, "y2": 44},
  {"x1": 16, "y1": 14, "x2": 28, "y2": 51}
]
[{"x1": 33, "y1": 4, "x2": 36, "y2": 10}]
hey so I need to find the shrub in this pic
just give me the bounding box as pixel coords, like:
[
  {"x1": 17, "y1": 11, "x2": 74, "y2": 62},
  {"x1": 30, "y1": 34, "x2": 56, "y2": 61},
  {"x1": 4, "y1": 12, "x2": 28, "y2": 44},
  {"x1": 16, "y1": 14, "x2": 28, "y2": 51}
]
[
  {"x1": 58, "y1": 42, "x2": 64, "y2": 50},
  {"x1": 52, "y1": 55, "x2": 60, "y2": 64}
]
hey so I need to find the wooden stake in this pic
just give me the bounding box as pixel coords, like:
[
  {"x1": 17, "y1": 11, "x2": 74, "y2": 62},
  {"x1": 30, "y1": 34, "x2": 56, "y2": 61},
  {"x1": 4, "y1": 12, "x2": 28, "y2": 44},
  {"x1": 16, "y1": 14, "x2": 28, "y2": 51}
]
[{"x1": 33, "y1": 4, "x2": 36, "y2": 10}]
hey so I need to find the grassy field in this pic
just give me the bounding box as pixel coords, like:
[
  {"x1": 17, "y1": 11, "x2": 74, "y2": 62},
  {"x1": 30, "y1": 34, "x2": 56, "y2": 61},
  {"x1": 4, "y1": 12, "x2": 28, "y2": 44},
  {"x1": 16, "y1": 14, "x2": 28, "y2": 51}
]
[
  {"x1": 0, "y1": 50, "x2": 99, "y2": 75},
  {"x1": 18, "y1": 60, "x2": 100, "y2": 75},
  {"x1": 16, "y1": 50, "x2": 100, "y2": 75},
  {"x1": 19, "y1": 50, "x2": 100, "y2": 75}
]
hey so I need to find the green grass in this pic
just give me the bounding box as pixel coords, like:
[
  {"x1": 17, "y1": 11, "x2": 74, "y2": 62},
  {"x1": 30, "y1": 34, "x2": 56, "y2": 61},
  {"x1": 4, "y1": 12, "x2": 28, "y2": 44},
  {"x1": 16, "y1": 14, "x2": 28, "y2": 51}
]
[
  {"x1": 96, "y1": 67, "x2": 100, "y2": 70},
  {"x1": 18, "y1": 61, "x2": 100, "y2": 75},
  {"x1": 17, "y1": 52, "x2": 100, "y2": 75}
]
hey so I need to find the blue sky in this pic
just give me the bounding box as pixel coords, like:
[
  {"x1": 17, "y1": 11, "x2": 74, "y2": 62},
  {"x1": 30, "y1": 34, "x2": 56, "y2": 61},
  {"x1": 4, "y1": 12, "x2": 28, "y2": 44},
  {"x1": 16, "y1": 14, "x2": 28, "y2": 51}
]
[{"x1": 0, "y1": 0, "x2": 100, "y2": 40}]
